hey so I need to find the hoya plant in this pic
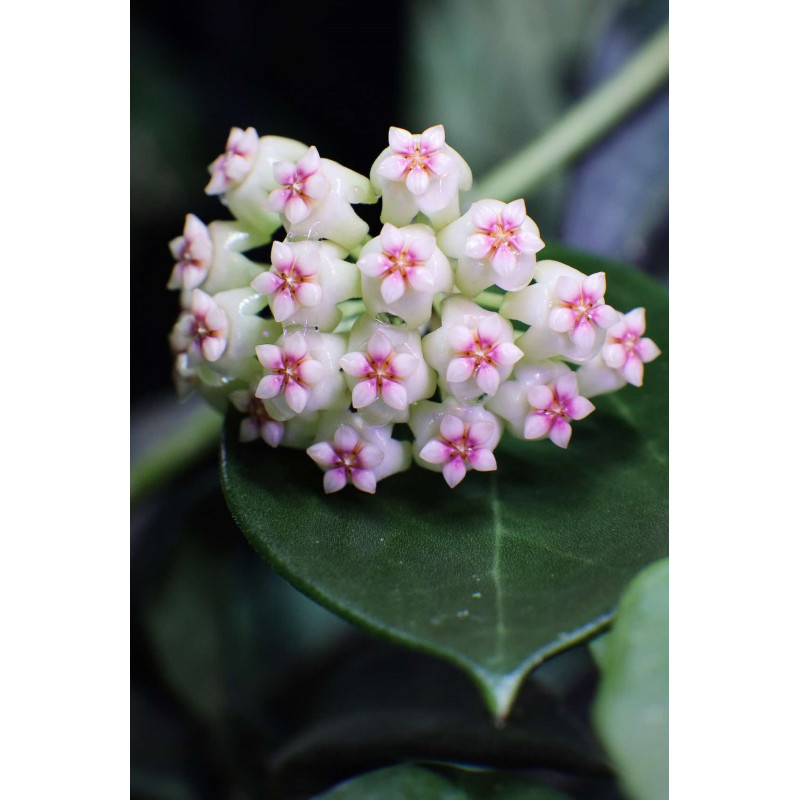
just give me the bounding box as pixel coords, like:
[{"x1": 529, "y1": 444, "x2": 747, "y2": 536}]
[{"x1": 133, "y1": 20, "x2": 668, "y2": 800}]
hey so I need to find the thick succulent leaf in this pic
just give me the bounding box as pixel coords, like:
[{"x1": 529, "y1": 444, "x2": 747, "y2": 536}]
[
  {"x1": 314, "y1": 764, "x2": 570, "y2": 800},
  {"x1": 592, "y1": 559, "x2": 668, "y2": 800},
  {"x1": 222, "y1": 244, "x2": 668, "y2": 720}
]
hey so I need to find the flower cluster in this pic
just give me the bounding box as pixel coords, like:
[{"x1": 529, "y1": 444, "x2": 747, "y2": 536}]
[{"x1": 168, "y1": 125, "x2": 661, "y2": 494}]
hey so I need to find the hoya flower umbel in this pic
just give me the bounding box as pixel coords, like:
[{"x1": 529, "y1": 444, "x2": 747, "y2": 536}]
[
  {"x1": 410, "y1": 403, "x2": 502, "y2": 488},
  {"x1": 438, "y1": 199, "x2": 544, "y2": 295},
  {"x1": 168, "y1": 214, "x2": 213, "y2": 291},
  {"x1": 502, "y1": 260, "x2": 620, "y2": 363},
  {"x1": 358, "y1": 223, "x2": 453, "y2": 328},
  {"x1": 306, "y1": 411, "x2": 412, "y2": 494},
  {"x1": 370, "y1": 125, "x2": 472, "y2": 229},
  {"x1": 169, "y1": 289, "x2": 228, "y2": 365},
  {"x1": 524, "y1": 372, "x2": 595, "y2": 449},
  {"x1": 255, "y1": 332, "x2": 348, "y2": 421},
  {"x1": 251, "y1": 240, "x2": 358, "y2": 332},
  {"x1": 205, "y1": 126, "x2": 259, "y2": 195},
  {"x1": 423, "y1": 296, "x2": 522, "y2": 402},
  {"x1": 602, "y1": 308, "x2": 661, "y2": 387}
]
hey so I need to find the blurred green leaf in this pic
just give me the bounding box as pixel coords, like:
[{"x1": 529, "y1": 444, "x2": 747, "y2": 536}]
[
  {"x1": 593, "y1": 559, "x2": 668, "y2": 800},
  {"x1": 314, "y1": 763, "x2": 571, "y2": 800},
  {"x1": 222, "y1": 244, "x2": 668, "y2": 720}
]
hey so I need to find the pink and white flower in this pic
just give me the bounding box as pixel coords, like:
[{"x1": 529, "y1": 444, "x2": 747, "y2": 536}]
[
  {"x1": 169, "y1": 289, "x2": 228, "y2": 365},
  {"x1": 168, "y1": 214, "x2": 213, "y2": 290},
  {"x1": 229, "y1": 388, "x2": 285, "y2": 447},
  {"x1": 357, "y1": 223, "x2": 453, "y2": 327},
  {"x1": 255, "y1": 332, "x2": 348, "y2": 421},
  {"x1": 601, "y1": 308, "x2": 661, "y2": 387},
  {"x1": 205, "y1": 126, "x2": 259, "y2": 195},
  {"x1": 261, "y1": 145, "x2": 376, "y2": 251},
  {"x1": 251, "y1": 240, "x2": 359, "y2": 331},
  {"x1": 410, "y1": 403, "x2": 502, "y2": 488},
  {"x1": 438, "y1": 199, "x2": 544, "y2": 295},
  {"x1": 502, "y1": 260, "x2": 621, "y2": 363},
  {"x1": 522, "y1": 371, "x2": 595, "y2": 449},
  {"x1": 266, "y1": 146, "x2": 330, "y2": 224},
  {"x1": 306, "y1": 411, "x2": 412, "y2": 494},
  {"x1": 370, "y1": 125, "x2": 472, "y2": 229},
  {"x1": 307, "y1": 424, "x2": 385, "y2": 494},
  {"x1": 422, "y1": 296, "x2": 522, "y2": 402}
]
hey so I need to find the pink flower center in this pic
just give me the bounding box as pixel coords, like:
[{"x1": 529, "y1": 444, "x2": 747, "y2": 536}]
[
  {"x1": 559, "y1": 289, "x2": 603, "y2": 326},
  {"x1": 275, "y1": 262, "x2": 315, "y2": 300},
  {"x1": 272, "y1": 354, "x2": 310, "y2": 389},
  {"x1": 456, "y1": 332, "x2": 500, "y2": 373},
  {"x1": 440, "y1": 430, "x2": 477, "y2": 464},
  {"x1": 333, "y1": 443, "x2": 368, "y2": 472},
  {"x1": 382, "y1": 244, "x2": 425, "y2": 285},
  {"x1": 480, "y1": 219, "x2": 524, "y2": 257},
  {"x1": 364, "y1": 353, "x2": 401, "y2": 387}
]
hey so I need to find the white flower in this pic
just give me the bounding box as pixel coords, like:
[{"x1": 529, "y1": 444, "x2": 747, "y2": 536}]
[
  {"x1": 265, "y1": 145, "x2": 377, "y2": 252},
  {"x1": 251, "y1": 240, "x2": 359, "y2": 331},
  {"x1": 409, "y1": 401, "x2": 502, "y2": 488},
  {"x1": 357, "y1": 223, "x2": 453, "y2": 327},
  {"x1": 306, "y1": 410, "x2": 411, "y2": 494},
  {"x1": 501, "y1": 260, "x2": 621, "y2": 363},
  {"x1": 370, "y1": 125, "x2": 472, "y2": 229},
  {"x1": 255, "y1": 331, "x2": 349, "y2": 421},
  {"x1": 422, "y1": 296, "x2": 523, "y2": 402},
  {"x1": 340, "y1": 316, "x2": 436, "y2": 425},
  {"x1": 437, "y1": 199, "x2": 544, "y2": 296}
]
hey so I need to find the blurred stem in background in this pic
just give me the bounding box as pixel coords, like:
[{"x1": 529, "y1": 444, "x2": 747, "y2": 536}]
[{"x1": 130, "y1": 23, "x2": 668, "y2": 504}]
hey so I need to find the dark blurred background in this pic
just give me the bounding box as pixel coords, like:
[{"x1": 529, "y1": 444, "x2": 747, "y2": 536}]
[{"x1": 132, "y1": 1, "x2": 667, "y2": 796}]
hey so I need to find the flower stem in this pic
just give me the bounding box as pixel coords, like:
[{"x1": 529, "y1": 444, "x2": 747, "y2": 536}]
[
  {"x1": 470, "y1": 24, "x2": 669, "y2": 202},
  {"x1": 131, "y1": 404, "x2": 222, "y2": 504},
  {"x1": 131, "y1": 28, "x2": 668, "y2": 501}
]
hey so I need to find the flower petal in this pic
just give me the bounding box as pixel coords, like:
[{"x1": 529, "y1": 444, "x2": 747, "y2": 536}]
[
  {"x1": 569, "y1": 318, "x2": 596, "y2": 354},
  {"x1": 307, "y1": 441, "x2": 338, "y2": 467},
  {"x1": 626, "y1": 308, "x2": 647, "y2": 337},
  {"x1": 273, "y1": 161, "x2": 297, "y2": 186},
  {"x1": 406, "y1": 267, "x2": 435, "y2": 291},
  {"x1": 272, "y1": 289, "x2": 297, "y2": 322},
  {"x1": 527, "y1": 384, "x2": 554, "y2": 410},
  {"x1": 440, "y1": 414, "x2": 465, "y2": 443},
  {"x1": 523, "y1": 412, "x2": 552, "y2": 440},
  {"x1": 255, "y1": 344, "x2": 284, "y2": 371},
  {"x1": 358, "y1": 252, "x2": 391, "y2": 278},
  {"x1": 379, "y1": 223, "x2": 405, "y2": 255},
  {"x1": 295, "y1": 282, "x2": 322, "y2": 307},
  {"x1": 491, "y1": 341, "x2": 523, "y2": 366},
  {"x1": 367, "y1": 331, "x2": 394, "y2": 363},
  {"x1": 419, "y1": 124, "x2": 445, "y2": 153},
  {"x1": 512, "y1": 230, "x2": 544, "y2": 254},
  {"x1": 446, "y1": 357, "x2": 475, "y2": 383},
  {"x1": 381, "y1": 270, "x2": 406, "y2": 303},
  {"x1": 251, "y1": 271, "x2": 284, "y2": 297},
  {"x1": 636, "y1": 337, "x2": 662, "y2": 363},
  {"x1": 443, "y1": 457, "x2": 467, "y2": 488},
  {"x1": 297, "y1": 358, "x2": 323, "y2": 385},
  {"x1": 566, "y1": 395, "x2": 595, "y2": 421},
  {"x1": 261, "y1": 421, "x2": 284, "y2": 448},
  {"x1": 388, "y1": 126, "x2": 415, "y2": 154},
  {"x1": 603, "y1": 342, "x2": 627, "y2": 369},
  {"x1": 476, "y1": 315, "x2": 504, "y2": 346},
  {"x1": 405, "y1": 166, "x2": 430, "y2": 196},
  {"x1": 468, "y1": 447, "x2": 497, "y2": 472},
  {"x1": 553, "y1": 371, "x2": 579, "y2": 402},
  {"x1": 549, "y1": 307, "x2": 577, "y2": 333},
  {"x1": 352, "y1": 378, "x2": 379, "y2": 408},
  {"x1": 468, "y1": 421, "x2": 496, "y2": 447},
  {"x1": 201, "y1": 336, "x2": 226, "y2": 362},
  {"x1": 296, "y1": 145, "x2": 321, "y2": 178},
  {"x1": 582, "y1": 272, "x2": 606, "y2": 303},
  {"x1": 475, "y1": 363, "x2": 500, "y2": 396},
  {"x1": 350, "y1": 468, "x2": 377, "y2": 494},
  {"x1": 284, "y1": 381, "x2": 309, "y2": 414},
  {"x1": 447, "y1": 325, "x2": 476, "y2": 353},
  {"x1": 407, "y1": 235, "x2": 435, "y2": 263},
  {"x1": 622, "y1": 356, "x2": 644, "y2": 387},
  {"x1": 340, "y1": 352, "x2": 372, "y2": 377},
  {"x1": 419, "y1": 439, "x2": 454, "y2": 465},
  {"x1": 284, "y1": 195, "x2": 311, "y2": 224},
  {"x1": 390, "y1": 353, "x2": 418, "y2": 378},
  {"x1": 377, "y1": 154, "x2": 409, "y2": 181},
  {"x1": 589, "y1": 303, "x2": 620, "y2": 329},
  {"x1": 549, "y1": 417, "x2": 572, "y2": 449},
  {"x1": 464, "y1": 234, "x2": 494, "y2": 259},
  {"x1": 470, "y1": 201, "x2": 497, "y2": 232},
  {"x1": 334, "y1": 425, "x2": 360, "y2": 453},
  {"x1": 323, "y1": 467, "x2": 348, "y2": 493},
  {"x1": 358, "y1": 443, "x2": 384, "y2": 470},
  {"x1": 500, "y1": 199, "x2": 526, "y2": 229},
  {"x1": 380, "y1": 379, "x2": 408, "y2": 410},
  {"x1": 282, "y1": 333, "x2": 309, "y2": 363},
  {"x1": 554, "y1": 276, "x2": 582, "y2": 305},
  {"x1": 255, "y1": 374, "x2": 285, "y2": 400}
]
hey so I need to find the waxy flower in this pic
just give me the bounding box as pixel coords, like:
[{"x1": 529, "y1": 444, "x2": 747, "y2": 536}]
[
  {"x1": 168, "y1": 214, "x2": 213, "y2": 290},
  {"x1": 169, "y1": 289, "x2": 228, "y2": 365},
  {"x1": 357, "y1": 223, "x2": 452, "y2": 327},
  {"x1": 251, "y1": 240, "x2": 359, "y2": 331},
  {"x1": 577, "y1": 308, "x2": 661, "y2": 397},
  {"x1": 422, "y1": 296, "x2": 522, "y2": 402},
  {"x1": 265, "y1": 145, "x2": 376, "y2": 251},
  {"x1": 255, "y1": 331, "x2": 348, "y2": 421},
  {"x1": 438, "y1": 199, "x2": 544, "y2": 295},
  {"x1": 340, "y1": 317, "x2": 435, "y2": 425},
  {"x1": 502, "y1": 260, "x2": 620, "y2": 363},
  {"x1": 229, "y1": 387, "x2": 285, "y2": 447},
  {"x1": 370, "y1": 125, "x2": 472, "y2": 230},
  {"x1": 410, "y1": 402, "x2": 502, "y2": 488},
  {"x1": 306, "y1": 411, "x2": 411, "y2": 494},
  {"x1": 205, "y1": 126, "x2": 259, "y2": 195},
  {"x1": 489, "y1": 364, "x2": 593, "y2": 449},
  {"x1": 601, "y1": 308, "x2": 661, "y2": 386}
]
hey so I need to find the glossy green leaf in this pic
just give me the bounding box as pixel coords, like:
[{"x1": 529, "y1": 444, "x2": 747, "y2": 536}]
[
  {"x1": 314, "y1": 764, "x2": 570, "y2": 800},
  {"x1": 222, "y1": 244, "x2": 668, "y2": 720},
  {"x1": 592, "y1": 559, "x2": 668, "y2": 800}
]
